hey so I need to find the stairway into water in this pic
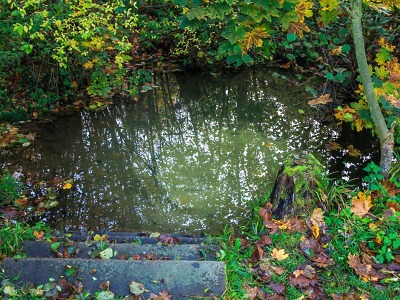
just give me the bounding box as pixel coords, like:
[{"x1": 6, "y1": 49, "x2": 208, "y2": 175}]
[{"x1": 1, "y1": 231, "x2": 226, "y2": 299}]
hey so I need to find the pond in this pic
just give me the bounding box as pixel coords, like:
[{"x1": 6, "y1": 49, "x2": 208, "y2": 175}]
[{"x1": 5, "y1": 67, "x2": 377, "y2": 234}]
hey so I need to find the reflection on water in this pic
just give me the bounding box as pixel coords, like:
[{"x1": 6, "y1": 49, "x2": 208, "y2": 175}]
[{"x1": 20, "y1": 67, "x2": 377, "y2": 234}]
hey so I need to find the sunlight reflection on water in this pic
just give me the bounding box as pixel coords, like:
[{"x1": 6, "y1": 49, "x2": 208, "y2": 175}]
[{"x1": 21, "y1": 67, "x2": 377, "y2": 234}]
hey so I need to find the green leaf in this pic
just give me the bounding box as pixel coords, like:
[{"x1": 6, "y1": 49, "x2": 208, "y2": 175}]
[
  {"x1": 51, "y1": 242, "x2": 61, "y2": 251},
  {"x1": 242, "y1": 54, "x2": 253, "y2": 64},
  {"x1": 129, "y1": 281, "x2": 146, "y2": 296},
  {"x1": 286, "y1": 33, "x2": 297, "y2": 42},
  {"x1": 341, "y1": 44, "x2": 351, "y2": 53},
  {"x1": 208, "y1": 3, "x2": 231, "y2": 19},
  {"x1": 222, "y1": 22, "x2": 246, "y2": 45},
  {"x1": 99, "y1": 247, "x2": 114, "y2": 259},
  {"x1": 186, "y1": 6, "x2": 206, "y2": 21},
  {"x1": 326, "y1": 72, "x2": 334, "y2": 80}
]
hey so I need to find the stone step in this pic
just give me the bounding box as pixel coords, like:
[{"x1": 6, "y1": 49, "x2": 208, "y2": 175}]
[
  {"x1": 60, "y1": 230, "x2": 207, "y2": 244},
  {"x1": 1, "y1": 258, "x2": 226, "y2": 299},
  {"x1": 23, "y1": 241, "x2": 219, "y2": 261}
]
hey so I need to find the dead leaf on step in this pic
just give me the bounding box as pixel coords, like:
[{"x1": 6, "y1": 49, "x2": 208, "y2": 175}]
[{"x1": 150, "y1": 291, "x2": 172, "y2": 299}]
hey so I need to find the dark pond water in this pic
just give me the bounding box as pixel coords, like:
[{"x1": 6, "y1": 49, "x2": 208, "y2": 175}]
[{"x1": 5, "y1": 67, "x2": 378, "y2": 234}]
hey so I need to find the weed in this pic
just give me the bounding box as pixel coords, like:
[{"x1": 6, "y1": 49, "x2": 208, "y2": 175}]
[
  {"x1": 0, "y1": 220, "x2": 49, "y2": 258},
  {"x1": 0, "y1": 173, "x2": 20, "y2": 205}
]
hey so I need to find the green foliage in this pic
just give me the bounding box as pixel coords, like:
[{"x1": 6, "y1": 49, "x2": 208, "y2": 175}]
[
  {"x1": 0, "y1": 220, "x2": 49, "y2": 258},
  {"x1": 0, "y1": 173, "x2": 20, "y2": 205},
  {"x1": 0, "y1": 0, "x2": 140, "y2": 119}
]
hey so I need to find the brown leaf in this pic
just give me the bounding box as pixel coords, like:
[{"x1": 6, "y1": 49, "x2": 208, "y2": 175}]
[
  {"x1": 288, "y1": 273, "x2": 317, "y2": 288},
  {"x1": 310, "y1": 208, "x2": 325, "y2": 227},
  {"x1": 300, "y1": 237, "x2": 322, "y2": 258},
  {"x1": 243, "y1": 284, "x2": 258, "y2": 300},
  {"x1": 347, "y1": 253, "x2": 385, "y2": 282},
  {"x1": 308, "y1": 94, "x2": 333, "y2": 106},
  {"x1": 287, "y1": 217, "x2": 307, "y2": 233},
  {"x1": 149, "y1": 291, "x2": 172, "y2": 300},
  {"x1": 269, "y1": 282, "x2": 286, "y2": 294},
  {"x1": 259, "y1": 203, "x2": 273, "y2": 221},
  {"x1": 331, "y1": 291, "x2": 361, "y2": 300},
  {"x1": 347, "y1": 145, "x2": 362, "y2": 157},
  {"x1": 159, "y1": 234, "x2": 180, "y2": 245},
  {"x1": 251, "y1": 244, "x2": 265, "y2": 262},
  {"x1": 301, "y1": 265, "x2": 316, "y2": 279},
  {"x1": 98, "y1": 281, "x2": 110, "y2": 291},
  {"x1": 351, "y1": 192, "x2": 373, "y2": 217},
  {"x1": 311, "y1": 253, "x2": 335, "y2": 268},
  {"x1": 280, "y1": 61, "x2": 291, "y2": 69},
  {"x1": 257, "y1": 235, "x2": 272, "y2": 247},
  {"x1": 271, "y1": 266, "x2": 285, "y2": 275},
  {"x1": 325, "y1": 141, "x2": 342, "y2": 151}
]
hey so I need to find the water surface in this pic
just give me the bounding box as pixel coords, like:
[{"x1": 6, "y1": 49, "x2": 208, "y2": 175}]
[{"x1": 16, "y1": 67, "x2": 376, "y2": 234}]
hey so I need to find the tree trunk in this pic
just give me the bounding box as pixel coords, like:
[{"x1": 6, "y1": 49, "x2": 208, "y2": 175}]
[
  {"x1": 350, "y1": 0, "x2": 394, "y2": 177},
  {"x1": 270, "y1": 153, "x2": 321, "y2": 219}
]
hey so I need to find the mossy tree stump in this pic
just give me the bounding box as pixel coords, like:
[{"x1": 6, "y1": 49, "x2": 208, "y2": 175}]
[{"x1": 270, "y1": 153, "x2": 324, "y2": 219}]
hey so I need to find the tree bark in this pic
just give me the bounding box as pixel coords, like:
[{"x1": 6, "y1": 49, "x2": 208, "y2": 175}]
[
  {"x1": 350, "y1": 0, "x2": 394, "y2": 177},
  {"x1": 270, "y1": 153, "x2": 320, "y2": 219}
]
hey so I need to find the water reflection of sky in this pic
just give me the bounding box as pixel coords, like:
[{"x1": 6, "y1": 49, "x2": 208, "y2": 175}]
[{"x1": 24, "y1": 67, "x2": 377, "y2": 234}]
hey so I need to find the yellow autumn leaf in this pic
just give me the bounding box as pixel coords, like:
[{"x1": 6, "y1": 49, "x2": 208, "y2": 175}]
[
  {"x1": 320, "y1": 0, "x2": 339, "y2": 11},
  {"x1": 94, "y1": 234, "x2": 108, "y2": 242},
  {"x1": 271, "y1": 248, "x2": 289, "y2": 261},
  {"x1": 83, "y1": 61, "x2": 94, "y2": 69},
  {"x1": 62, "y1": 182, "x2": 73, "y2": 189},
  {"x1": 312, "y1": 223, "x2": 320, "y2": 238},
  {"x1": 295, "y1": 0, "x2": 313, "y2": 22},
  {"x1": 243, "y1": 28, "x2": 269, "y2": 52},
  {"x1": 351, "y1": 191, "x2": 373, "y2": 217},
  {"x1": 288, "y1": 22, "x2": 310, "y2": 38},
  {"x1": 331, "y1": 46, "x2": 342, "y2": 56},
  {"x1": 310, "y1": 208, "x2": 324, "y2": 227}
]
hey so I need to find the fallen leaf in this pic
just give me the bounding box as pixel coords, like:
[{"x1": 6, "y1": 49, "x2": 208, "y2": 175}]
[
  {"x1": 159, "y1": 234, "x2": 180, "y2": 245},
  {"x1": 325, "y1": 141, "x2": 342, "y2": 151},
  {"x1": 271, "y1": 248, "x2": 289, "y2": 261},
  {"x1": 347, "y1": 145, "x2": 361, "y2": 157},
  {"x1": 99, "y1": 281, "x2": 110, "y2": 291},
  {"x1": 351, "y1": 192, "x2": 373, "y2": 217},
  {"x1": 129, "y1": 281, "x2": 146, "y2": 296},
  {"x1": 331, "y1": 291, "x2": 361, "y2": 300},
  {"x1": 347, "y1": 253, "x2": 385, "y2": 282},
  {"x1": 269, "y1": 282, "x2": 285, "y2": 294},
  {"x1": 271, "y1": 266, "x2": 285, "y2": 275},
  {"x1": 34, "y1": 230, "x2": 45, "y2": 240},
  {"x1": 310, "y1": 208, "x2": 325, "y2": 227},
  {"x1": 94, "y1": 234, "x2": 108, "y2": 242},
  {"x1": 62, "y1": 182, "x2": 73, "y2": 189},
  {"x1": 251, "y1": 244, "x2": 264, "y2": 262},
  {"x1": 243, "y1": 284, "x2": 258, "y2": 299},
  {"x1": 150, "y1": 232, "x2": 160, "y2": 238},
  {"x1": 150, "y1": 291, "x2": 172, "y2": 299},
  {"x1": 257, "y1": 235, "x2": 272, "y2": 247},
  {"x1": 96, "y1": 291, "x2": 115, "y2": 300},
  {"x1": 308, "y1": 94, "x2": 333, "y2": 106},
  {"x1": 311, "y1": 223, "x2": 320, "y2": 239},
  {"x1": 99, "y1": 247, "x2": 115, "y2": 259}
]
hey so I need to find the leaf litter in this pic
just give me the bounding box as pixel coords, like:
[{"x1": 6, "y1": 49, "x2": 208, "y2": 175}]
[{"x1": 240, "y1": 203, "x2": 400, "y2": 299}]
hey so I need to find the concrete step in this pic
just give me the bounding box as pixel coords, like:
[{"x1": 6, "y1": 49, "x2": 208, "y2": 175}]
[
  {"x1": 60, "y1": 230, "x2": 208, "y2": 244},
  {"x1": 23, "y1": 241, "x2": 219, "y2": 261},
  {"x1": 1, "y1": 258, "x2": 226, "y2": 299}
]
